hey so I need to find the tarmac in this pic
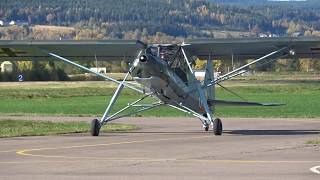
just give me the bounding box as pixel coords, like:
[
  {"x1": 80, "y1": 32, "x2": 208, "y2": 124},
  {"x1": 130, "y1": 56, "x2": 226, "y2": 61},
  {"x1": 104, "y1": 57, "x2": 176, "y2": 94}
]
[{"x1": 0, "y1": 116, "x2": 320, "y2": 180}]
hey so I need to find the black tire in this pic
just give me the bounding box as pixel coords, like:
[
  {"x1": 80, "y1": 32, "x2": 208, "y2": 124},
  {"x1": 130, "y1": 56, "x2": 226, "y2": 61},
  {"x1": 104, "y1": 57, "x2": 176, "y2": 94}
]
[
  {"x1": 91, "y1": 119, "x2": 101, "y2": 136},
  {"x1": 213, "y1": 118, "x2": 223, "y2": 136}
]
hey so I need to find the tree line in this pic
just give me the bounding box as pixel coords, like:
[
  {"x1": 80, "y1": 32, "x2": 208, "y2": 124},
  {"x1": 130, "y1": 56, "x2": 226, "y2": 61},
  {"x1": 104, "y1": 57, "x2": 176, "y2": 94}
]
[
  {"x1": 1, "y1": 0, "x2": 320, "y2": 81},
  {"x1": 1, "y1": 0, "x2": 320, "y2": 37}
]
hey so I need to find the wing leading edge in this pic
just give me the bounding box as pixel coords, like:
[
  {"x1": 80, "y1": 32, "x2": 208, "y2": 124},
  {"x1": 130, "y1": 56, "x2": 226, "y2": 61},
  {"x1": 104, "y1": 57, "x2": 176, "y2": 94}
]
[
  {"x1": 0, "y1": 40, "x2": 146, "y2": 61},
  {"x1": 1, "y1": 37, "x2": 320, "y2": 62},
  {"x1": 183, "y1": 37, "x2": 320, "y2": 60}
]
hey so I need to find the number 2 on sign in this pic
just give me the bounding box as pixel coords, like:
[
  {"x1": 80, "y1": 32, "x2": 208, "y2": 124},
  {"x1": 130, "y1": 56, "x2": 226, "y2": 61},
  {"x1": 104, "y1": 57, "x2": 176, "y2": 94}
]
[{"x1": 18, "y1": 75, "x2": 23, "y2": 82}]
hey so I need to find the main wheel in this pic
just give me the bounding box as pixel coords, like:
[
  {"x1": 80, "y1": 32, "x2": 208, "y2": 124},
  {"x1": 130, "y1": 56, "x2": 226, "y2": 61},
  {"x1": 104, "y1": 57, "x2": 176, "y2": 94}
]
[
  {"x1": 91, "y1": 119, "x2": 101, "y2": 136},
  {"x1": 213, "y1": 118, "x2": 223, "y2": 136}
]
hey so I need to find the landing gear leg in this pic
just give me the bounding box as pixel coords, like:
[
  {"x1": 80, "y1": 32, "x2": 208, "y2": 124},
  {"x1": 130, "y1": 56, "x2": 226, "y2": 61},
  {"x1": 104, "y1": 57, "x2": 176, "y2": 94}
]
[
  {"x1": 212, "y1": 118, "x2": 223, "y2": 135},
  {"x1": 204, "y1": 125, "x2": 209, "y2": 131},
  {"x1": 91, "y1": 72, "x2": 131, "y2": 136},
  {"x1": 203, "y1": 114, "x2": 209, "y2": 132},
  {"x1": 91, "y1": 119, "x2": 101, "y2": 136}
]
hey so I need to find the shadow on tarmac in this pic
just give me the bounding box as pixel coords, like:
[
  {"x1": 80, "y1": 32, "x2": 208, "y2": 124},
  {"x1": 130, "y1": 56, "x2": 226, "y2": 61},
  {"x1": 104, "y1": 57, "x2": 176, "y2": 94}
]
[
  {"x1": 227, "y1": 129, "x2": 320, "y2": 136},
  {"x1": 90, "y1": 129, "x2": 320, "y2": 136}
]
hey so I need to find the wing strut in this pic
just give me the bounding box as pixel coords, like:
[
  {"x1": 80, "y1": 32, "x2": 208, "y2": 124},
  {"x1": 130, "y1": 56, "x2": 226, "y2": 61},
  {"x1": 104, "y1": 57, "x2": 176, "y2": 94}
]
[
  {"x1": 204, "y1": 47, "x2": 290, "y2": 88},
  {"x1": 47, "y1": 52, "x2": 143, "y2": 93},
  {"x1": 45, "y1": 50, "x2": 165, "y2": 136}
]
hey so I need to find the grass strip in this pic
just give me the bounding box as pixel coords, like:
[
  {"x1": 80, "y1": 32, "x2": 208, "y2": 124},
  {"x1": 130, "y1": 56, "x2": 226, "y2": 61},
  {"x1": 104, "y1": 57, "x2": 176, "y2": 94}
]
[
  {"x1": 0, "y1": 120, "x2": 138, "y2": 138},
  {"x1": 0, "y1": 81, "x2": 320, "y2": 118}
]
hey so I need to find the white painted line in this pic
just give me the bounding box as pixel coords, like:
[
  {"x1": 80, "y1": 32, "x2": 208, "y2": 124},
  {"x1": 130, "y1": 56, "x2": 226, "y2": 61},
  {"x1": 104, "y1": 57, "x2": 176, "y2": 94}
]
[{"x1": 310, "y1": 166, "x2": 320, "y2": 174}]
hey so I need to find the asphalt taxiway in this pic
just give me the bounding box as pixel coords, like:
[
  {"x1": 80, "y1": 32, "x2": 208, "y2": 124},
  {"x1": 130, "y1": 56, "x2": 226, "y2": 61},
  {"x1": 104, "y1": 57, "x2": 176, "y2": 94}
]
[{"x1": 0, "y1": 117, "x2": 319, "y2": 180}]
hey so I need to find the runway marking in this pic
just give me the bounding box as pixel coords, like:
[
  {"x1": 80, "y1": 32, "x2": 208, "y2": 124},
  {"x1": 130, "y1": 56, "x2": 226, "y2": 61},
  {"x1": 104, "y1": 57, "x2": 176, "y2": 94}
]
[
  {"x1": 2, "y1": 159, "x2": 320, "y2": 164},
  {"x1": 0, "y1": 160, "x2": 106, "y2": 164},
  {"x1": 0, "y1": 150, "x2": 19, "y2": 153},
  {"x1": 0, "y1": 159, "x2": 174, "y2": 164},
  {"x1": 310, "y1": 166, "x2": 320, "y2": 174},
  {"x1": 13, "y1": 134, "x2": 320, "y2": 165},
  {"x1": 16, "y1": 135, "x2": 212, "y2": 157}
]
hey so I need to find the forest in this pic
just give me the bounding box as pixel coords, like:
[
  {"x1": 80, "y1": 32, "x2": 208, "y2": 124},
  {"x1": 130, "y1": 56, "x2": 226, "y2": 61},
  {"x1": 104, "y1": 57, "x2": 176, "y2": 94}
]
[
  {"x1": 1, "y1": 0, "x2": 320, "y2": 38},
  {"x1": 0, "y1": 0, "x2": 320, "y2": 81}
]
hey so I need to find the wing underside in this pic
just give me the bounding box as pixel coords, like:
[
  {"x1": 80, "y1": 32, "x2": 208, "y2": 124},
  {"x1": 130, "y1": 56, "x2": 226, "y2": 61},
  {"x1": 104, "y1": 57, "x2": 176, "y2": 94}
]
[
  {"x1": 0, "y1": 40, "x2": 146, "y2": 61},
  {"x1": 183, "y1": 37, "x2": 320, "y2": 60},
  {"x1": 1, "y1": 37, "x2": 320, "y2": 62}
]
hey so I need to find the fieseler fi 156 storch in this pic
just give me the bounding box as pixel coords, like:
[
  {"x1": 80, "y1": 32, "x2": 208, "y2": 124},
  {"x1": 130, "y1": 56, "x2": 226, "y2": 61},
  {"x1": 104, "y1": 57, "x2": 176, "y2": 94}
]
[{"x1": 0, "y1": 37, "x2": 319, "y2": 136}]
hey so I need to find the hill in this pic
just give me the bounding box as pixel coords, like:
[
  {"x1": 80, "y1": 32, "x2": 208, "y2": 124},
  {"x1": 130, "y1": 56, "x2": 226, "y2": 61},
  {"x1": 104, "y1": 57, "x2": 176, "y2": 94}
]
[{"x1": 0, "y1": 0, "x2": 320, "y2": 40}]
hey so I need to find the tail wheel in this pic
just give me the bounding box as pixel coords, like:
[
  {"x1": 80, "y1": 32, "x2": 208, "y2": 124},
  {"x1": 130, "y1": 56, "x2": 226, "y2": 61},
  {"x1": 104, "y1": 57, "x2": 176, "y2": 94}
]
[
  {"x1": 91, "y1": 119, "x2": 101, "y2": 136},
  {"x1": 213, "y1": 118, "x2": 223, "y2": 136}
]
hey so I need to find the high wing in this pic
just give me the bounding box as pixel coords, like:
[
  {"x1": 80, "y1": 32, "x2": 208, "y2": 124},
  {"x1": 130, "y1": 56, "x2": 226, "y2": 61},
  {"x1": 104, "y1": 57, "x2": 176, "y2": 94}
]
[
  {"x1": 183, "y1": 37, "x2": 320, "y2": 60},
  {"x1": 0, "y1": 40, "x2": 146, "y2": 61},
  {"x1": 2, "y1": 37, "x2": 320, "y2": 61}
]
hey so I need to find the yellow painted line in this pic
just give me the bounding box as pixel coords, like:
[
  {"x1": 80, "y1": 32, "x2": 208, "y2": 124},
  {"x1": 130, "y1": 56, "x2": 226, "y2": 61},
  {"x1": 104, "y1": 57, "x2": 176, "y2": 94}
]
[
  {"x1": 14, "y1": 134, "x2": 320, "y2": 164},
  {"x1": 16, "y1": 135, "x2": 212, "y2": 157},
  {"x1": 16, "y1": 153, "x2": 176, "y2": 162},
  {"x1": 0, "y1": 150, "x2": 19, "y2": 153},
  {"x1": 12, "y1": 132, "x2": 320, "y2": 164},
  {"x1": 2, "y1": 159, "x2": 320, "y2": 165},
  {"x1": 14, "y1": 135, "x2": 211, "y2": 163},
  {"x1": 0, "y1": 159, "x2": 174, "y2": 164},
  {"x1": 0, "y1": 161, "x2": 98, "y2": 164}
]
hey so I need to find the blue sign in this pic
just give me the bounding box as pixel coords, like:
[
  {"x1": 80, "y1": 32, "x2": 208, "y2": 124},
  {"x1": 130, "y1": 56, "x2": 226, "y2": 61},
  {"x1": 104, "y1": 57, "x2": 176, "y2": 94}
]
[{"x1": 18, "y1": 74, "x2": 23, "y2": 82}]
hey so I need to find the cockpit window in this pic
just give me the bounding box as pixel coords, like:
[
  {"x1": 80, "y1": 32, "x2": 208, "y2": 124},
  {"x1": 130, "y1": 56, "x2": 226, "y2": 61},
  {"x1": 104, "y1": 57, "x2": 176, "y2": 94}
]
[
  {"x1": 158, "y1": 45, "x2": 191, "y2": 84},
  {"x1": 146, "y1": 46, "x2": 158, "y2": 56},
  {"x1": 147, "y1": 45, "x2": 191, "y2": 84}
]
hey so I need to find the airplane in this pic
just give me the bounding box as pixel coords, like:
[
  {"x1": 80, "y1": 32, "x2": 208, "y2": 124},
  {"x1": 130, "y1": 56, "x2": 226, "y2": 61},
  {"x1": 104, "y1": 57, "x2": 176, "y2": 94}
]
[{"x1": 0, "y1": 37, "x2": 320, "y2": 136}]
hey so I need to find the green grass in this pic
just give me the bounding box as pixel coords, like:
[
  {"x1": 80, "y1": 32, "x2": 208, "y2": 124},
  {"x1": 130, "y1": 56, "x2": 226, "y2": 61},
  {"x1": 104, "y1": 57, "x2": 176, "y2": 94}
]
[
  {"x1": 0, "y1": 81, "x2": 319, "y2": 118},
  {"x1": 215, "y1": 83, "x2": 320, "y2": 117},
  {"x1": 306, "y1": 140, "x2": 320, "y2": 145},
  {"x1": 0, "y1": 120, "x2": 138, "y2": 138}
]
